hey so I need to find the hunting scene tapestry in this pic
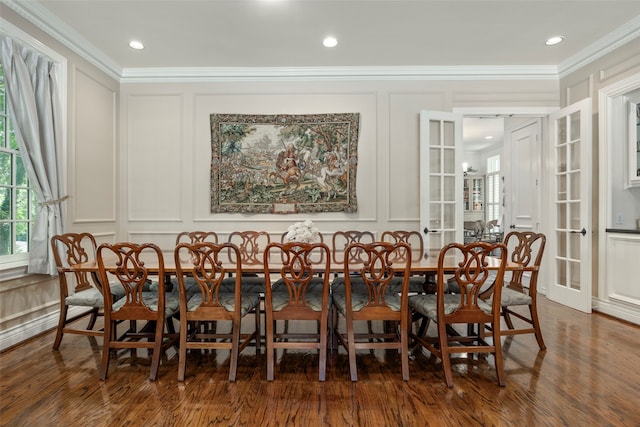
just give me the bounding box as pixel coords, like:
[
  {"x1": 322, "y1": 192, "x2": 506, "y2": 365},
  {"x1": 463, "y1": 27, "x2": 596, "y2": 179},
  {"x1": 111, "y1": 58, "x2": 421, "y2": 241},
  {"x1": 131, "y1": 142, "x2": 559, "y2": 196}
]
[{"x1": 210, "y1": 113, "x2": 359, "y2": 214}]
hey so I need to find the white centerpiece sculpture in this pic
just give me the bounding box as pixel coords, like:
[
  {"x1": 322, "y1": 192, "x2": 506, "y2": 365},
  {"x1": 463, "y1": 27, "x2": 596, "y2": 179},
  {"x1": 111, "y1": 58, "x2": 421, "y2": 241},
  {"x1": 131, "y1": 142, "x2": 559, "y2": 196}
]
[{"x1": 284, "y1": 220, "x2": 320, "y2": 243}]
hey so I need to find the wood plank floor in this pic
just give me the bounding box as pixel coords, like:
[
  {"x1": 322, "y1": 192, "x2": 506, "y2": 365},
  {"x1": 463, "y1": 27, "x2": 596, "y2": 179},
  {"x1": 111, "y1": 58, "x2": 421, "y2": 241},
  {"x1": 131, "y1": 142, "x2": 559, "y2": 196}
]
[{"x1": 1, "y1": 296, "x2": 639, "y2": 426}]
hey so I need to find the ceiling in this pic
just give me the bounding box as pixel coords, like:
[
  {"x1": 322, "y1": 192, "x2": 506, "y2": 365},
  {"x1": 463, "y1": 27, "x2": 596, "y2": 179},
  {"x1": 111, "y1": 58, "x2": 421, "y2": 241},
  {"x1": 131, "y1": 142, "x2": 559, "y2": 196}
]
[
  {"x1": 10, "y1": 0, "x2": 640, "y2": 72},
  {"x1": 6, "y1": 1, "x2": 640, "y2": 151}
]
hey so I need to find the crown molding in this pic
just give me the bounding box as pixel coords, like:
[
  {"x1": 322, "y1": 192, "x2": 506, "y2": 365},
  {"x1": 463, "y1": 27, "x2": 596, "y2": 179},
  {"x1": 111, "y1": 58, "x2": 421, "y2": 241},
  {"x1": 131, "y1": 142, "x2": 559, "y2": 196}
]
[
  {"x1": 558, "y1": 15, "x2": 640, "y2": 78},
  {"x1": 119, "y1": 65, "x2": 559, "y2": 83}
]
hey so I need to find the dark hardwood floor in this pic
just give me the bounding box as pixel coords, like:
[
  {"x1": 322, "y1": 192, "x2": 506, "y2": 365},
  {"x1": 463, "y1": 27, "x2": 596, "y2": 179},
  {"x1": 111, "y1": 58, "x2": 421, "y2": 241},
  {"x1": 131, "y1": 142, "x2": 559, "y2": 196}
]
[{"x1": 1, "y1": 296, "x2": 639, "y2": 426}]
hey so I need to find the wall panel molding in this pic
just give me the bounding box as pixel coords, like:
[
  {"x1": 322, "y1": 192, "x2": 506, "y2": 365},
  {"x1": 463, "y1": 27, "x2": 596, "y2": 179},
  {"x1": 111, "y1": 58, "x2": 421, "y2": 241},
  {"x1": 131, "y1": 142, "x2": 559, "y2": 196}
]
[
  {"x1": 126, "y1": 94, "x2": 184, "y2": 221},
  {"x1": 72, "y1": 67, "x2": 117, "y2": 223},
  {"x1": 599, "y1": 53, "x2": 640, "y2": 84}
]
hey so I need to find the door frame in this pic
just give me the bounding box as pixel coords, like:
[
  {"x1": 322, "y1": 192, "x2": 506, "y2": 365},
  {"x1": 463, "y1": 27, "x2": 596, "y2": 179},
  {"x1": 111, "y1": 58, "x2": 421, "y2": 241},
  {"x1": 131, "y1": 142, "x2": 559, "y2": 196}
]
[{"x1": 454, "y1": 107, "x2": 557, "y2": 294}]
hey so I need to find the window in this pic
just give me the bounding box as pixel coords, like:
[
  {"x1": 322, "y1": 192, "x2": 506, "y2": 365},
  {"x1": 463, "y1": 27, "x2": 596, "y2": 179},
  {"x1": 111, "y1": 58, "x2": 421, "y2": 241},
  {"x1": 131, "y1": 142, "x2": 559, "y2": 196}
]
[
  {"x1": 485, "y1": 155, "x2": 501, "y2": 227},
  {"x1": 0, "y1": 62, "x2": 37, "y2": 260}
]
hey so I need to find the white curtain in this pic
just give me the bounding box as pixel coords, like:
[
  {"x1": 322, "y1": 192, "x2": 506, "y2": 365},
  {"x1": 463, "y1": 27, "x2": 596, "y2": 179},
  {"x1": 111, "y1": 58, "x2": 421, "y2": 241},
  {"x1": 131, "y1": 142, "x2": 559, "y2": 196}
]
[{"x1": 1, "y1": 36, "x2": 65, "y2": 275}]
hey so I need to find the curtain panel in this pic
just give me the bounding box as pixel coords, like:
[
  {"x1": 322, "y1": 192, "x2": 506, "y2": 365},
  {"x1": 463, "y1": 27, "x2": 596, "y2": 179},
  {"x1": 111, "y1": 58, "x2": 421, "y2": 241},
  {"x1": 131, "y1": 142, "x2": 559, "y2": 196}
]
[{"x1": 1, "y1": 36, "x2": 64, "y2": 275}]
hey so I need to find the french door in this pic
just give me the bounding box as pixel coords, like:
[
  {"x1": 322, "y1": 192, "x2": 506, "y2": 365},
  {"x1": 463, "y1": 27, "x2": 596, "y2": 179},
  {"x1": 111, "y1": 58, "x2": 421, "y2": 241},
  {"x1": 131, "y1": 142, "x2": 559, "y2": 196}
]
[
  {"x1": 419, "y1": 111, "x2": 463, "y2": 251},
  {"x1": 547, "y1": 99, "x2": 592, "y2": 313},
  {"x1": 505, "y1": 120, "x2": 541, "y2": 232}
]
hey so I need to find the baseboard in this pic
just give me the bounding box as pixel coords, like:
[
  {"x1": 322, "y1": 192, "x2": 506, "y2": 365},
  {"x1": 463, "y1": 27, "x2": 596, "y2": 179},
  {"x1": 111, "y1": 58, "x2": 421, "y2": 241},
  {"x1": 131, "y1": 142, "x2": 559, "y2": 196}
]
[
  {"x1": 0, "y1": 307, "x2": 87, "y2": 352},
  {"x1": 592, "y1": 297, "x2": 640, "y2": 325}
]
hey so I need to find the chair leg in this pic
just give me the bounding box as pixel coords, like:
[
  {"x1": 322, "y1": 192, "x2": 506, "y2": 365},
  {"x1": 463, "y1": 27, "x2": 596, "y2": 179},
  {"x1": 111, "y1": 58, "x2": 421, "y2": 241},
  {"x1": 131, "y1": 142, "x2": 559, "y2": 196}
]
[
  {"x1": 177, "y1": 319, "x2": 188, "y2": 382},
  {"x1": 86, "y1": 307, "x2": 99, "y2": 330},
  {"x1": 400, "y1": 315, "x2": 410, "y2": 381},
  {"x1": 254, "y1": 305, "x2": 261, "y2": 355},
  {"x1": 99, "y1": 320, "x2": 113, "y2": 381},
  {"x1": 502, "y1": 306, "x2": 515, "y2": 330},
  {"x1": 347, "y1": 320, "x2": 358, "y2": 382},
  {"x1": 148, "y1": 322, "x2": 164, "y2": 381},
  {"x1": 52, "y1": 304, "x2": 68, "y2": 350},
  {"x1": 529, "y1": 304, "x2": 546, "y2": 350},
  {"x1": 492, "y1": 326, "x2": 506, "y2": 387},
  {"x1": 438, "y1": 322, "x2": 454, "y2": 388},
  {"x1": 318, "y1": 317, "x2": 328, "y2": 382},
  {"x1": 266, "y1": 319, "x2": 275, "y2": 381},
  {"x1": 228, "y1": 319, "x2": 241, "y2": 382}
]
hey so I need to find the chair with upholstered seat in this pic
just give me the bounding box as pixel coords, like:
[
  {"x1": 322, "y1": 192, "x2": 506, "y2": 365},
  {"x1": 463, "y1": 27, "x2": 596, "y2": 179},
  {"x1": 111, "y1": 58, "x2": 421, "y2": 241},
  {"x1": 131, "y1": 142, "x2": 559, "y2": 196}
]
[
  {"x1": 330, "y1": 230, "x2": 375, "y2": 290},
  {"x1": 174, "y1": 231, "x2": 219, "y2": 293},
  {"x1": 381, "y1": 230, "x2": 430, "y2": 293},
  {"x1": 221, "y1": 231, "x2": 270, "y2": 294},
  {"x1": 96, "y1": 242, "x2": 179, "y2": 381},
  {"x1": 409, "y1": 241, "x2": 508, "y2": 387},
  {"x1": 50, "y1": 232, "x2": 126, "y2": 350},
  {"x1": 332, "y1": 241, "x2": 412, "y2": 381},
  {"x1": 263, "y1": 242, "x2": 332, "y2": 381},
  {"x1": 489, "y1": 231, "x2": 547, "y2": 350},
  {"x1": 174, "y1": 242, "x2": 261, "y2": 381},
  {"x1": 331, "y1": 230, "x2": 375, "y2": 265}
]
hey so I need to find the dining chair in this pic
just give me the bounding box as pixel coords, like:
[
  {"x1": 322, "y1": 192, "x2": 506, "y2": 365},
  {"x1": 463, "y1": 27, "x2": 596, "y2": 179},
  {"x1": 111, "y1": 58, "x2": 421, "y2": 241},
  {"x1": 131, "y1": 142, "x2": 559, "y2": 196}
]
[
  {"x1": 332, "y1": 241, "x2": 412, "y2": 382},
  {"x1": 263, "y1": 242, "x2": 332, "y2": 381},
  {"x1": 222, "y1": 231, "x2": 271, "y2": 294},
  {"x1": 50, "y1": 232, "x2": 126, "y2": 350},
  {"x1": 487, "y1": 231, "x2": 547, "y2": 350},
  {"x1": 175, "y1": 231, "x2": 219, "y2": 245},
  {"x1": 174, "y1": 231, "x2": 219, "y2": 293},
  {"x1": 409, "y1": 241, "x2": 508, "y2": 387},
  {"x1": 381, "y1": 230, "x2": 431, "y2": 293},
  {"x1": 96, "y1": 242, "x2": 179, "y2": 381},
  {"x1": 174, "y1": 242, "x2": 261, "y2": 381},
  {"x1": 331, "y1": 230, "x2": 375, "y2": 265}
]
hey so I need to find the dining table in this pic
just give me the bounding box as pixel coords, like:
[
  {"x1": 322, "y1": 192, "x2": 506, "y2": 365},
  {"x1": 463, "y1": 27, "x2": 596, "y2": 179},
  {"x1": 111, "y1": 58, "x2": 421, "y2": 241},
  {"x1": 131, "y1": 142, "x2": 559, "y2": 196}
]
[{"x1": 72, "y1": 247, "x2": 526, "y2": 286}]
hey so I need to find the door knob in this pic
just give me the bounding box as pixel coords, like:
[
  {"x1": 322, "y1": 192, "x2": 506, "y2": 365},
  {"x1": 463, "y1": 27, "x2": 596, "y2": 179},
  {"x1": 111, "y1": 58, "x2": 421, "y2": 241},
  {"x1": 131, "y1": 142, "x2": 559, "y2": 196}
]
[{"x1": 570, "y1": 228, "x2": 587, "y2": 236}]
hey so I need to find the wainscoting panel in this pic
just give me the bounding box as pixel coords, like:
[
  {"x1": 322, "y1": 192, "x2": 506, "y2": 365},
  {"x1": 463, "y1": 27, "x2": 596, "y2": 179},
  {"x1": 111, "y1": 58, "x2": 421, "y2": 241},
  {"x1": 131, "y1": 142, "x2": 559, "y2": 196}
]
[
  {"x1": 73, "y1": 69, "x2": 117, "y2": 223},
  {"x1": 127, "y1": 94, "x2": 184, "y2": 221},
  {"x1": 593, "y1": 232, "x2": 640, "y2": 325},
  {"x1": 387, "y1": 92, "x2": 445, "y2": 222}
]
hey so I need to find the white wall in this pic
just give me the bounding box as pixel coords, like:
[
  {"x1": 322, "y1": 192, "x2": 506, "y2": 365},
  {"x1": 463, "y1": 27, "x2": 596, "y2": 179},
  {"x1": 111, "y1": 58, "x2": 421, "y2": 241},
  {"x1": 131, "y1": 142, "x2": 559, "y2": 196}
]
[{"x1": 118, "y1": 80, "x2": 558, "y2": 250}]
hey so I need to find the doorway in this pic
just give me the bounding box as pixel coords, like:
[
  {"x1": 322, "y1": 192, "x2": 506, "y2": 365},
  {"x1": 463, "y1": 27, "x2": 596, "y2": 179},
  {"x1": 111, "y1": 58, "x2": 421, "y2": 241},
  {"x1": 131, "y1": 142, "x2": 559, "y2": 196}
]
[{"x1": 460, "y1": 112, "x2": 548, "y2": 240}]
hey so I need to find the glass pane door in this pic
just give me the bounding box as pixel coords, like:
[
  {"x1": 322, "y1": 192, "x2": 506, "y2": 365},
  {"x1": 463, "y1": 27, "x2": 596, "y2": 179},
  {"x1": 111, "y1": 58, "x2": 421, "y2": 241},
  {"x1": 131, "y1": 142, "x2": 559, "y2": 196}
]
[
  {"x1": 548, "y1": 99, "x2": 592, "y2": 313},
  {"x1": 419, "y1": 111, "x2": 463, "y2": 253}
]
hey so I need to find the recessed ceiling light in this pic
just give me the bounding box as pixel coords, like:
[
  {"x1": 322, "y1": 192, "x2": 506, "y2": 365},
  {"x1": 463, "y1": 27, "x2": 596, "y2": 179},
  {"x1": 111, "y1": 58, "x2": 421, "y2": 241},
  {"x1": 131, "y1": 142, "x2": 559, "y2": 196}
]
[
  {"x1": 545, "y1": 36, "x2": 564, "y2": 46},
  {"x1": 129, "y1": 40, "x2": 144, "y2": 50},
  {"x1": 323, "y1": 37, "x2": 338, "y2": 48},
  {"x1": 485, "y1": 136, "x2": 493, "y2": 140}
]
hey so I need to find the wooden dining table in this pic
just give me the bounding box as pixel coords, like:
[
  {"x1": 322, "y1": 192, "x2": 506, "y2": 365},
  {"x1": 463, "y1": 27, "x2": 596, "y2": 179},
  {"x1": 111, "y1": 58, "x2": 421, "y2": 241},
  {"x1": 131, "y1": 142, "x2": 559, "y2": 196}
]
[{"x1": 72, "y1": 248, "x2": 524, "y2": 277}]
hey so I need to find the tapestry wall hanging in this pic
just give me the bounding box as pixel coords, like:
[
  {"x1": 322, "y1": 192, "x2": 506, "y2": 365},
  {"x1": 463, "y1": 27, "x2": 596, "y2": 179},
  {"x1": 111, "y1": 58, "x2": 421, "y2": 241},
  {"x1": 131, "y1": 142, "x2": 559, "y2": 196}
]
[{"x1": 210, "y1": 113, "x2": 359, "y2": 214}]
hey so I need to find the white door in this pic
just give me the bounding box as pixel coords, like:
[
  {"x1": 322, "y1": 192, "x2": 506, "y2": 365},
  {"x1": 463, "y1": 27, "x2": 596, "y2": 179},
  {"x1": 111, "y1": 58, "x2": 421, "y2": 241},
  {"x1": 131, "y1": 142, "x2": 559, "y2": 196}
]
[
  {"x1": 547, "y1": 99, "x2": 592, "y2": 313},
  {"x1": 419, "y1": 111, "x2": 463, "y2": 251},
  {"x1": 504, "y1": 120, "x2": 542, "y2": 232}
]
